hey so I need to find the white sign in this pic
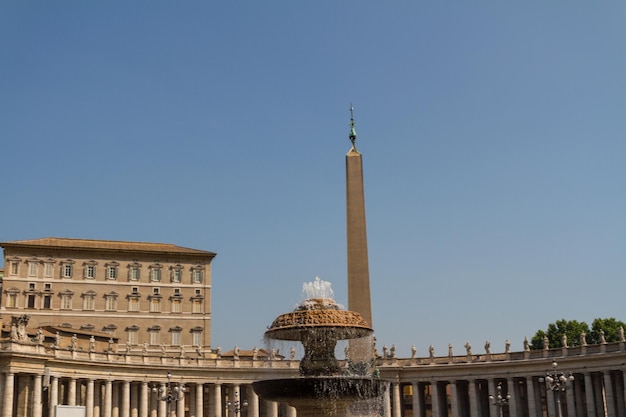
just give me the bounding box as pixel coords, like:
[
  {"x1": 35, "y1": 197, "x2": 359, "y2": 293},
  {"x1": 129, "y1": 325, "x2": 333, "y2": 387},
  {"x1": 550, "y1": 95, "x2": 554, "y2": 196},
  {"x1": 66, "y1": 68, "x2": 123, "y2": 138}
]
[{"x1": 55, "y1": 405, "x2": 86, "y2": 417}]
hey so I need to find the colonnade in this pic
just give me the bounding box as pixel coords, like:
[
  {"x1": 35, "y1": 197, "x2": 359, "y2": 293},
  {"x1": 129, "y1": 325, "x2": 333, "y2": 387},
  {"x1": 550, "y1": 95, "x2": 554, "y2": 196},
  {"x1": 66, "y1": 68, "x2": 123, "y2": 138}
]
[
  {"x1": 382, "y1": 368, "x2": 626, "y2": 417},
  {"x1": 0, "y1": 373, "x2": 290, "y2": 417}
]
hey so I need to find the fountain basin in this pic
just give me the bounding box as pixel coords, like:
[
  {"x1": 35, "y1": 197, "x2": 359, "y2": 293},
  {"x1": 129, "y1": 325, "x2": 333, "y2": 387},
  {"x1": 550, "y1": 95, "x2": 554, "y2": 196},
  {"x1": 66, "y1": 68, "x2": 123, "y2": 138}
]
[{"x1": 252, "y1": 377, "x2": 387, "y2": 417}]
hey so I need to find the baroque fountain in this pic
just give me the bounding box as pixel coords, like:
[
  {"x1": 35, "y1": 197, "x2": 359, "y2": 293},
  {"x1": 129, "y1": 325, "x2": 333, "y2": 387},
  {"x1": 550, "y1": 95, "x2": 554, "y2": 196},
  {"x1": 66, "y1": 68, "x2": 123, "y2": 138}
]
[{"x1": 252, "y1": 277, "x2": 387, "y2": 417}]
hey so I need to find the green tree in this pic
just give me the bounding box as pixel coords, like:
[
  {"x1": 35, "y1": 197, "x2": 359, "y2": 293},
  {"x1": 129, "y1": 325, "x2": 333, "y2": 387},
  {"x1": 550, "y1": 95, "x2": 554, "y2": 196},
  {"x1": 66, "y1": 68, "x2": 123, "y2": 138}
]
[
  {"x1": 530, "y1": 318, "x2": 626, "y2": 350},
  {"x1": 588, "y1": 318, "x2": 626, "y2": 345},
  {"x1": 530, "y1": 319, "x2": 589, "y2": 350}
]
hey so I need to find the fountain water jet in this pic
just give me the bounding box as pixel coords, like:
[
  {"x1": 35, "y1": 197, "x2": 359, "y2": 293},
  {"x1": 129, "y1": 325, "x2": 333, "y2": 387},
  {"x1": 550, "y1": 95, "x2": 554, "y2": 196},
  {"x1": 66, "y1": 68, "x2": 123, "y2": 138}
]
[{"x1": 252, "y1": 278, "x2": 387, "y2": 417}]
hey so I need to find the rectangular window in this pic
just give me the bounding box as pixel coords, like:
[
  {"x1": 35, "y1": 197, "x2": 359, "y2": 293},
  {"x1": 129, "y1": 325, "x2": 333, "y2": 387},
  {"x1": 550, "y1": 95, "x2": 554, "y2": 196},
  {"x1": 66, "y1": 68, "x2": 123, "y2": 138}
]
[
  {"x1": 171, "y1": 299, "x2": 181, "y2": 313},
  {"x1": 172, "y1": 269, "x2": 181, "y2": 282},
  {"x1": 27, "y1": 294, "x2": 36, "y2": 309},
  {"x1": 128, "y1": 299, "x2": 139, "y2": 312},
  {"x1": 28, "y1": 262, "x2": 38, "y2": 277},
  {"x1": 107, "y1": 267, "x2": 117, "y2": 280},
  {"x1": 193, "y1": 270, "x2": 203, "y2": 283},
  {"x1": 150, "y1": 299, "x2": 161, "y2": 313},
  {"x1": 105, "y1": 297, "x2": 117, "y2": 311},
  {"x1": 86, "y1": 265, "x2": 95, "y2": 279},
  {"x1": 151, "y1": 269, "x2": 161, "y2": 282},
  {"x1": 83, "y1": 297, "x2": 94, "y2": 310},
  {"x1": 192, "y1": 299, "x2": 203, "y2": 313},
  {"x1": 149, "y1": 331, "x2": 160, "y2": 346},
  {"x1": 192, "y1": 332, "x2": 202, "y2": 347},
  {"x1": 10, "y1": 262, "x2": 19, "y2": 275},
  {"x1": 63, "y1": 264, "x2": 73, "y2": 278},
  {"x1": 61, "y1": 295, "x2": 72, "y2": 309},
  {"x1": 129, "y1": 267, "x2": 140, "y2": 281},
  {"x1": 128, "y1": 330, "x2": 138, "y2": 345},
  {"x1": 44, "y1": 283, "x2": 51, "y2": 291},
  {"x1": 6, "y1": 294, "x2": 17, "y2": 308},
  {"x1": 171, "y1": 331, "x2": 181, "y2": 346},
  {"x1": 29, "y1": 282, "x2": 36, "y2": 290},
  {"x1": 44, "y1": 263, "x2": 53, "y2": 277},
  {"x1": 43, "y1": 295, "x2": 52, "y2": 309}
]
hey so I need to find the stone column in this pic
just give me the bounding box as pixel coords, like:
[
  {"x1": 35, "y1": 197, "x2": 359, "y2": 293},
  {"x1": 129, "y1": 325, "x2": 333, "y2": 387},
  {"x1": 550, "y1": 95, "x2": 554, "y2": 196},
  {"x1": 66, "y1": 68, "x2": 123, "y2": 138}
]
[
  {"x1": 526, "y1": 377, "x2": 539, "y2": 417},
  {"x1": 285, "y1": 405, "x2": 297, "y2": 417},
  {"x1": 247, "y1": 385, "x2": 259, "y2": 417},
  {"x1": 194, "y1": 383, "x2": 204, "y2": 417},
  {"x1": 229, "y1": 384, "x2": 240, "y2": 417},
  {"x1": 113, "y1": 382, "x2": 120, "y2": 417},
  {"x1": 213, "y1": 384, "x2": 222, "y2": 417},
  {"x1": 507, "y1": 378, "x2": 518, "y2": 417},
  {"x1": 566, "y1": 383, "x2": 578, "y2": 417},
  {"x1": 450, "y1": 381, "x2": 459, "y2": 417},
  {"x1": 412, "y1": 382, "x2": 425, "y2": 417},
  {"x1": 122, "y1": 381, "x2": 131, "y2": 417},
  {"x1": 104, "y1": 380, "x2": 113, "y2": 417},
  {"x1": 431, "y1": 382, "x2": 440, "y2": 417},
  {"x1": 467, "y1": 380, "x2": 479, "y2": 417},
  {"x1": 33, "y1": 374, "x2": 43, "y2": 417},
  {"x1": 87, "y1": 379, "x2": 95, "y2": 417},
  {"x1": 266, "y1": 400, "x2": 278, "y2": 417},
  {"x1": 2, "y1": 373, "x2": 14, "y2": 417},
  {"x1": 584, "y1": 373, "x2": 597, "y2": 417},
  {"x1": 176, "y1": 387, "x2": 185, "y2": 417},
  {"x1": 131, "y1": 383, "x2": 139, "y2": 417},
  {"x1": 158, "y1": 383, "x2": 166, "y2": 417},
  {"x1": 140, "y1": 382, "x2": 149, "y2": 417},
  {"x1": 69, "y1": 377, "x2": 77, "y2": 406},
  {"x1": 487, "y1": 379, "x2": 497, "y2": 417},
  {"x1": 49, "y1": 376, "x2": 59, "y2": 417},
  {"x1": 392, "y1": 382, "x2": 402, "y2": 417},
  {"x1": 545, "y1": 388, "x2": 556, "y2": 417},
  {"x1": 616, "y1": 371, "x2": 626, "y2": 417},
  {"x1": 603, "y1": 372, "x2": 616, "y2": 417}
]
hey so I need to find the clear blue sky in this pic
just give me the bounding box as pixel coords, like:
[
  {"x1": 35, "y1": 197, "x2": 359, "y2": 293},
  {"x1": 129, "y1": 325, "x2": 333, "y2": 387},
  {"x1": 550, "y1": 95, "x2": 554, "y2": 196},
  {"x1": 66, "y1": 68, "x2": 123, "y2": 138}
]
[{"x1": 2, "y1": 2, "x2": 625, "y2": 357}]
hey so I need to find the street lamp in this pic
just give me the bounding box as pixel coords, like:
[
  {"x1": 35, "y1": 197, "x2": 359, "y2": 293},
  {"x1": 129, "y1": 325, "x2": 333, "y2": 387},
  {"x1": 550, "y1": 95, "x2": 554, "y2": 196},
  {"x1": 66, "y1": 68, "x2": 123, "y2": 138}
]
[
  {"x1": 489, "y1": 382, "x2": 510, "y2": 417},
  {"x1": 152, "y1": 371, "x2": 185, "y2": 416},
  {"x1": 226, "y1": 390, "x2": 248, "y2": 417},
  {"x1": 541, "y1": 361, "x2": 574, "y2": 417}
]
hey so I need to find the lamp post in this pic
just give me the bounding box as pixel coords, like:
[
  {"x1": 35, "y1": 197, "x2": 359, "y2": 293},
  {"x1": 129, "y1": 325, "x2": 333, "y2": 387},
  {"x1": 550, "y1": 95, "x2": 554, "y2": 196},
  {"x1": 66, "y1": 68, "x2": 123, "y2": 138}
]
[
  {"x1": 541, "y1": 361, "x2": 574, "y2": 417},
  {"x1": 489, "y1": 382, "x2": 510, "y2": 417},
  {"x1": 152, "y1": 371, "x2": 185, "y2": 417},
  {"x1": 226, "y1": 390, "x2": 248, "y2": 417}
]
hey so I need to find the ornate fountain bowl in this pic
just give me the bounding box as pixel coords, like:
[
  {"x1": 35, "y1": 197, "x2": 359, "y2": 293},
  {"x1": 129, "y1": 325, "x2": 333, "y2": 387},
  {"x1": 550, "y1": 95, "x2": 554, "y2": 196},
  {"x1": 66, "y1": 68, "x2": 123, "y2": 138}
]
[{"x1": 265, "y1": 298, "x2": 373, "y2": 341}]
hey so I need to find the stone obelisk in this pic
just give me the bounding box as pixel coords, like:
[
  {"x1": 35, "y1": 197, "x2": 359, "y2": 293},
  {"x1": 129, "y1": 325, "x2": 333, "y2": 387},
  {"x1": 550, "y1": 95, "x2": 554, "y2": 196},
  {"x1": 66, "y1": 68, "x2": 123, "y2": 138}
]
[{"x1": 346, "y1": 106, "x2": 373, "y2": 327}]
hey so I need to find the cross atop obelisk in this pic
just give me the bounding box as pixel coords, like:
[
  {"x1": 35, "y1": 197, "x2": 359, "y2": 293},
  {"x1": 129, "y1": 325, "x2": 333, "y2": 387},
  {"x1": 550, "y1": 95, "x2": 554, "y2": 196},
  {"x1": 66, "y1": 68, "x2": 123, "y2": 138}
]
[{"x1": 345, "y1": 105, "x2": 372, "y2": 327}]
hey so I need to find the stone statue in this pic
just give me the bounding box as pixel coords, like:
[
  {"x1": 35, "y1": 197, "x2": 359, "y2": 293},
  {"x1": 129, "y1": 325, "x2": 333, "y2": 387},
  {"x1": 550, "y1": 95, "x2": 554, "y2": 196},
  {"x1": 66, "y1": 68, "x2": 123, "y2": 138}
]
[
  {"x1": 382, "y1": 345, "x2": 388, "y2": 358},
  {"x1": 411, "y1": 345, "x2": 417, "y2": 358},
  {"x1": 464, "y1": 342, "x2": 472, "y2": 355},
  {"x1": 561, "y1": 334, "x2": 568, "y2": 348},
  {"x1": 215, "y1": 346, "x2": 221, "y2": 358},
  {"x1": 543, "y1": 335, "x2": 549, "y2": 350},
  {"x1": 252, "y1": 346, "x2": 258, "y2": 360},
  {"x1": 523, "y1": 336, "x2": 530, "y2": 351},
  {"x1": 233, "y1": 345, "x2": 239, "y2": 360},
  {"x1": 484, "y1": 340, "x2": 491, "y2": 354},
  {"x1": 580, "y1": 331, "x2": 587, "y2": 346},
  {"x1": 161, "y1": 343, "x2": 167, "y2": 355},
  {"x1": 10, "y1": 323, "x2": 18, "y2": 341},
  {"x1": 89, "y1": 336, "x2": 96, "y2": 352},
  {"x1": 269, "y1": 347, "x2": 276, "y2": 360},
  {"x1": 142, "y1": 342, "x2": 148, "y2": 355},
  {"x1": 448, "y1": 344, "x2": 453, "y2": 357},
  {"x1": 505, "y1": 339, "x2": 511, "y2": 353},
  {"x1": 619, "y1": 327, "x2": 625, "y2": 342},
  {"x1": 180, "y1": 344, "x2": 185, "y2": 357},
  {"x1": 55, "y1": 332, "x2": 61, "y2": 347},
  {"x1": 600, "y1": 329, "x2": 606, "y2": 344},
  {"x1": 108, "y1": 338, "x2": 114, "y2": 352},
  {"x1": 290, "y1": 347, "x2": 296, "y2": 360},
  {"x1": 429, "y1": 345, "x2": 435, "y2": 358},
  {"x1": 36, "y1": 327, "x2": 45, "y2": 344},
  {"x1": 390, "y1": 344, "x2": 396, "y2": 358},
  {"x1": 125, "y1": 343, "x2": 131, "y2": 353},
  {"x1": 71, "y1": 334, "x2": 78, "y2": 351}
]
